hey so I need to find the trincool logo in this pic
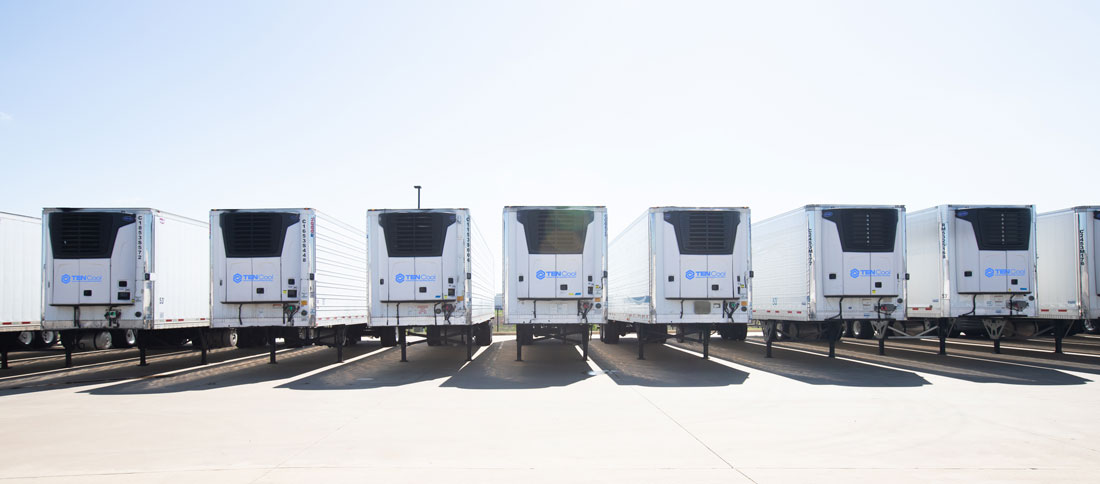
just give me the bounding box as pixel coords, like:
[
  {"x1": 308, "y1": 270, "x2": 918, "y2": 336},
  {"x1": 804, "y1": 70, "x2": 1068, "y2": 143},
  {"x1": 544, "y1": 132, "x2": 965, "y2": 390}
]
[
  {"x1": 536, "y1": 270, "x2": 576, "y2": 280},
  {"x1": 395, "y1": 274, "x2": 436, "y2": 283},
  {"x1": 849, "y1": 269, "x2": 892, "y2": 278},
  {"x1": 60, "y1": 274, "x2": 103, "y2": 284},
  {"x1": 233, "y1": 273, "x2": 274, "y2": 283}
]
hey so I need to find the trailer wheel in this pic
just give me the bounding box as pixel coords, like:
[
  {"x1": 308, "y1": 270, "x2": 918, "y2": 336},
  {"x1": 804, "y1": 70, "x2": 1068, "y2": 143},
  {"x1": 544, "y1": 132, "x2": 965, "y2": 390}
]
[
  {"x1": 1084, "y1": 319, "x2": 1100, "y2": 335},
  {"x1": 853, "y1": 321, "x2": 874, "y2": 340},
  {"x1": 217, "y1": 328, "x2": 238, "y2": 348},
  {"x1": 675, "y1": 325, "x2": 686, "y2": 343},
  {"x1": 424, "y1": 327, "x2": 442, "y2": 345},
  {"x1": 379, "y1": 327, "x2": 398, "y2": 347},
  {"x1": 16, "y1": 331, "x2": 35, "y2": 348},
  {"x1": 111, "y1": 329, "x2": 138, "y2": 348},
  {"x1": 843, "y1": 322, "x2": 855, "y2": 338},
  {"x1": 475, "y1": 322, "x2": 493, "y2": 346},
  {"x1": 603, "y1": 322, "x2": 620, "y2": 344},
  {"x1": 735, "y1": 324, "x2": 748, "y2": 341}
]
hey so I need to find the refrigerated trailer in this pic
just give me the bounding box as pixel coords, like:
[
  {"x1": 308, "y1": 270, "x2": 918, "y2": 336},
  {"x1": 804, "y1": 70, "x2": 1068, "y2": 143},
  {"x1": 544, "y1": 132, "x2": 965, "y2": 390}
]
[
  {"x1": 42, "y1": 208, "x2": 231, "y2": 367},
  {"x1": 906, "y1": 205, "x2": 1038, "y2": 354},
  {"x1": 211, "y1": 208, "x2": 368, "y2": 363},
  {"x1": 606, "y1": 207, "x2": 751, "y2": 359},
  {"x1": 752, "y1": 205, "x2": 907, "y2": 358},
  {"x1": 503, "y1": 206, "x2": 607, "y2": 361},
  {"x1": 1034, "y1": 206, "x2": 1098, "y2": 340},
  {"x1": 1, "y1": 212, "x2": 54, "y2": 368},
  {"x1": 367, "y1": 208, "x2": 495, "y2": 361}
]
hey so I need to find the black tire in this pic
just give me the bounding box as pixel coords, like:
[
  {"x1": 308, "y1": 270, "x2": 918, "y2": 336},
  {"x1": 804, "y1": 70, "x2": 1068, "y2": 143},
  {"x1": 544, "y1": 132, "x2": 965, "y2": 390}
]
[
  {"x1": 853, "y1": 321, "x2": 874, "y2": 340},
  {"x1": 236, "y1": 328, "x2": 260, "y2": 348},
  {"x1": 717, "y1": 324, "x2": 735, "y2": 340},
  {"x1": 15, "y1": 331, "x2": 35, "y2": 348},
  {"x1": 426, "y1": 326, "x2": 442, "y2": 346},
  {"x1": 735, "y1": 324, "x2": 748, "y2": 341},
  {"x1": 603, "y1": 322, "x2": 620, "y2": 344},
  {"x1": 475, "y1": 322, "x2": 493, "y2": 346},
  {"x1": 29, "y1": 331, "x2": 59, "y2": 348},
  {"x1": 1083, "y1": 319, "x2": 1100, "y2": 335},
  {"x1": 284, "y1": 328, "x2": 310, "y2": 348},
  {"x1": 843, "y1": 322, "x2": 855, "y2": 338},
  {"x1": 379, "y1": 327, "x2": 398, "y2": 347},
  {"x1": 110, "y1": 329, "x2": 137, "y2": 348}
]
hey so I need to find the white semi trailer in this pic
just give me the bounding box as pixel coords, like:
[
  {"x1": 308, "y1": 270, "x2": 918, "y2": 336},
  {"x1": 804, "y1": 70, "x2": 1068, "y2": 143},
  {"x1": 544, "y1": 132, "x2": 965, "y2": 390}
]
[
  {"x1": 367, "y1": 208, "x2": 495, "y2": 361},
  {"x1": 606, "y1": 207, "x2": 751, "y2": 359},
  {"x1": 42, "y1": 208, "x2": 228, "y2": 367},
  {"x1": 503, "y1": 206, "x2": 607, "y2": 361},
  {"x1": 1, "y1": 212, "x2": 55, "y2": 368},
  {"x1": 1034, "y1": 206, "x2": 1098, "y2": 345},
  {"x1": 752, "y1": 205, "x2": 907, "y2": 358},
  {"x1": 210, "y1": 208, "x2": 368, "y2": 363},
  {"x1": 906, "y1": 205, "x2": 1037, "y2": 354}
]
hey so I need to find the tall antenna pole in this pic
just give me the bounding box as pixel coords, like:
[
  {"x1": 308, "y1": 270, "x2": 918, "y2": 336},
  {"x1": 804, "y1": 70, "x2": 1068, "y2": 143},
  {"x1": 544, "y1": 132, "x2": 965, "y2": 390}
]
[{"x1": 414, "y1": 185, "x2": 422, "y2": 209}]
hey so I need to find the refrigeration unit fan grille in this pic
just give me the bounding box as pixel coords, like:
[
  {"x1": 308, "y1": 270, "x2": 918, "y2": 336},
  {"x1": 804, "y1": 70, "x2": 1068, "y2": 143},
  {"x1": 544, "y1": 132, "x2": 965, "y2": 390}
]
[
  {"x1": 221, "y1": 212, "x2": 299, "y2": 258},
  {"x1": 518, "y1": 209, "x2": 594, "y2": 254},
  {"x1": 829, "y1": 208, "x2": 898, "y2": 253},
  {"x1": 380, "y1": 212, "x2": 456, "y2": 258},
  {"x1": 49, "y1": 212, "x2": 135, "y2": 259},
  {"x1": 958, "y1": 208, "x2": 1031, "y2": 251},
  {"x1": 665, "y1": 210, "x2": 740, "y2": 255}
]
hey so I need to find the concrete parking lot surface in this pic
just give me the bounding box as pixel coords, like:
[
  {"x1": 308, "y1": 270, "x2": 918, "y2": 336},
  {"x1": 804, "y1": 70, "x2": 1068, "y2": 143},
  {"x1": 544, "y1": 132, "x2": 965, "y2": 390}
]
[{"x1": 2, "y1": 333, "x2": 1099, "y2": 483}]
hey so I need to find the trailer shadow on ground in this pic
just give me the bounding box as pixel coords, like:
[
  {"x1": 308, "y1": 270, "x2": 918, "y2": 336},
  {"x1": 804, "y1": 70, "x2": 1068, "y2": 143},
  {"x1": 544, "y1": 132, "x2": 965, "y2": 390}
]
[
  {"x1": 668, "y1": 338, "x2": 930, "y2": 387},
  {"x1": 827, "y1": 338, "x2": 1096, "y2": 385},
  {"x1": 279, "y1": 341, "x2": 476, "y2": 390},
  {"x1": 440, "y1": 339, "x2": 596, "y2": 389},
  {"x1": 83, "y1": 344, "x2": 378, "y2": 395},
  {"x1": 0, "y1": 346, "x2": 259, "y2": 396},
  {"x1": 584, "y1": 337, "x2": 748, "y2": 387}
]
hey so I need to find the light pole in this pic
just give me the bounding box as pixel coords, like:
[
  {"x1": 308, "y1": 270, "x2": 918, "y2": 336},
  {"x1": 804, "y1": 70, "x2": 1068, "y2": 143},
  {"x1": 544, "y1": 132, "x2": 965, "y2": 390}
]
[{"x1": 414, "y1": 185, "x2": 421, "y2": 209}]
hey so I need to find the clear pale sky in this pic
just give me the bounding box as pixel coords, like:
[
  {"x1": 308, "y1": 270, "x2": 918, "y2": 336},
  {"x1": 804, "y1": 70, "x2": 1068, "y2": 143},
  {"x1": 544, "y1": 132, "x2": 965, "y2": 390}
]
[{"x1": 2, "y1": 1, "x2": 1097, "y2": 260}]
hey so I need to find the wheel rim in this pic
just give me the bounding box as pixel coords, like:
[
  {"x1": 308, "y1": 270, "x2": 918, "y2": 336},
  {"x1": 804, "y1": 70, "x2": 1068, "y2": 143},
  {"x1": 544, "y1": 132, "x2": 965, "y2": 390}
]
[
  {"x1": 42, "y1": 331, "x2": 57, "y2": 345},
  {"x1": 17, "y1": 331, "x2": 34, "y2": 346},
  {"x1": 124, "y1": 330, "x2": 137, "y2": 346},
  {"x1": 95, "y1": 331, "x2": 113, "y2": 349}
]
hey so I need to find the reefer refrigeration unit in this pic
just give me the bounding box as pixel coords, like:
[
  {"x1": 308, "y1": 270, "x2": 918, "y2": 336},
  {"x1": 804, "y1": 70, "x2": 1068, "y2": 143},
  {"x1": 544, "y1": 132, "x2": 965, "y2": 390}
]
[
  {"x1": 906, "y1": 205, "x2": 1037, "y2": 353},
  {"x1": 211, "y1": 208, "x2": 368, "y2": 363},
  {"x1": 503, "y1": 206, "x2": 607, "y2": 360},
  {"x1": 1, "y1": 212, "x2": 52, "y2": 368},
  {"x1": 752, "y1": 205, "x2": 906, "y2": 358},
  {"x1": 367, "y1": 208, "x2": 495, "y2": 361},
  {"x1": 1035, "y1": 206, "x2": 1098, "y2": 336},
  {"x1": 606, "y1": 207, "x2": 751, "y2": 360},
  {"x1": 42, "y1": 208, "x2": 226, "y2": 367}
]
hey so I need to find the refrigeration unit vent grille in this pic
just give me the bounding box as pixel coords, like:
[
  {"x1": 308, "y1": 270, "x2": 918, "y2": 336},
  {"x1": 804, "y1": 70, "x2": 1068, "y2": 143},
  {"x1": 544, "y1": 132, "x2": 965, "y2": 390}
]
[
  {"x1": 956, "y1": 208, "x2": 1031, "y2": 251},
  {"x1": 826, "y1": 209, "x2": 898, "y2": 253},
  {"x1": 220, "y1": 212, "x2": 300, "y2": 258},
  {"x1": 517, "y1": 209, "x2": 594, "y2": 254},
  {"x1": 665, "y1": 210, "x2": 740, "y2": 255},
  {"x1": 380, "y1": 212, "x2": 456, "y2": 258},
  {"x1": 49, "y1": 212, "x2": 135, "y2": 259}
]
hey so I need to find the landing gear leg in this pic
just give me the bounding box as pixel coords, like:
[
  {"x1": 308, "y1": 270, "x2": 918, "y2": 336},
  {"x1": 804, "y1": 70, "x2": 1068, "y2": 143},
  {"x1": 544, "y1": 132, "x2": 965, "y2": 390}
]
[
  {"x1": 268, "y1": 328, "x2": 277, "y2": 364},
  {"x1": 1054, "y1": 320, "x2": 1065, "y2": 355},
  {"x1": 138, "y1": 330, "x2": 149, "y2": 367},
  {"x1": 197, "y1": 328, "x2": 209, "y2": 365},
  {"x1": 399, "y1": 326, "x2": 408, "y2": 363},
  {"x1": 465, "y1": 325, "x2": 473, "y2": 362},
  {"x1": 515, "y1": 325, "x2": 523, "y2": 362},
  {"x1": 336, "y1": 325, "x2": 346, "y2": 363},
  {"x1": 938, "y1": 320, "x2": 949, "y2": 356},
  {"x1": 581, "y1": 325, "x2": 590, "y2": 361},
  {"x1": 983, "y1": 320, "x2": 1006, "y2": 354},
  {"x1": 702, "y1": 325, "x2": 710, "y2": 360},
  {"x1": 637, "y1": 324, "x2": 646, "y2": 360},
  {"x1": 764, "y1": 321, "x2": 775, "y2": 358},
  {"x1": 61, "y1": 330, "x2": 76, "y2": 368},
  {"x1": 828, "y1": 321, "x2": 838, "y2": 359}
]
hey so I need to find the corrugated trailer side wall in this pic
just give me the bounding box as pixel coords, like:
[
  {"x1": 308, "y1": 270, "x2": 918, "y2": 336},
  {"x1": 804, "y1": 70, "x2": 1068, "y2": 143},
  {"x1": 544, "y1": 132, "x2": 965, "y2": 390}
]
[
  {"x1": 150, "y1": 211, "x2": 210, "y2": 327},
  {"x1": 313, "y1": 210, "x2": 368, "y2": 325},
  {"x1": 906, "y1": 207, "x2": 947, "y2": 317},
  {"x1": 607, "y1": 210, "x2": 652, "y2": 324},
  {"x1": 468, "y1": 211, "x2": 495, "y2": 324},
  {"x1": 751, "y1": 208, "x2": 813, "y2": 321},
  {"x1": 0, "y1": 213, "x2": 41, "y2": 331},
  {"x1": 1036, "y1": 209, "x2": 1081, "y2": 319}
]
